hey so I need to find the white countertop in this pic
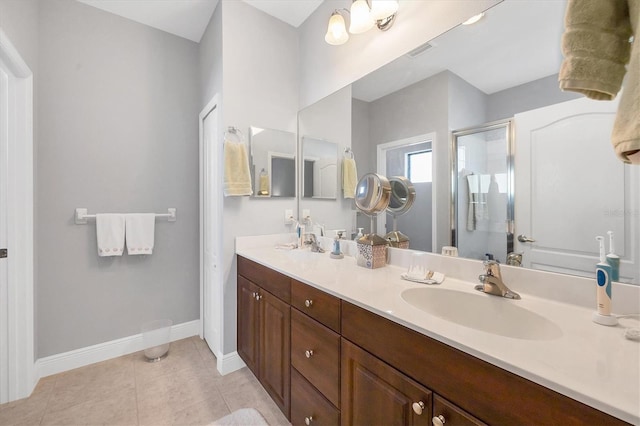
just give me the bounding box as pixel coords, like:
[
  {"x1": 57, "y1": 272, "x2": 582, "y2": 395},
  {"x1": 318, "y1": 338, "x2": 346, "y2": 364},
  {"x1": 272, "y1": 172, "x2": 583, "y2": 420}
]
[{"x1": 236, "y1": 238, "x2": 640, "y2": 424}]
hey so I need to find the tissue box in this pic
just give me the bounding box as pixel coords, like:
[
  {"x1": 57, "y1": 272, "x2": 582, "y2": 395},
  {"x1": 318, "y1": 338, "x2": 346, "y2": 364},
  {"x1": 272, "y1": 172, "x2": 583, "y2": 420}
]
[{"x1": 356, "y1": 234, "x2": 388, "y2": 269}]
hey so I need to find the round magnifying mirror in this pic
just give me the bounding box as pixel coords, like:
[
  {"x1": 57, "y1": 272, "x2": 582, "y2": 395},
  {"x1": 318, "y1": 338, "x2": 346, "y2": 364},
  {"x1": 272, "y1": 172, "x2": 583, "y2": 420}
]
[
  {"x1": 354, "y1": 173, "x2": 391, "y2": 215},
  {"x1": 385, "y1": 177, "x2": 416, "y2": 249},
  {"x1": 387, "y1": 177, "x2": 416, "y2": 215}
]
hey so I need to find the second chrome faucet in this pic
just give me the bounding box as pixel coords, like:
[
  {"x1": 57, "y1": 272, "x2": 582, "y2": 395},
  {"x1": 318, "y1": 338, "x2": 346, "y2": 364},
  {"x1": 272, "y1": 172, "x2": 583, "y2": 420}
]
[{"x1": 475, "y1": 260, "x2": 521, "y2": 300}]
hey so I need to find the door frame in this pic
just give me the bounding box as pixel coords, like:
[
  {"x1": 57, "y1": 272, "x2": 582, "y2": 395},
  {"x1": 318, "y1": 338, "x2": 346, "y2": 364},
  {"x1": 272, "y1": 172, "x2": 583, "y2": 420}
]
[
  {"x1": 376, "y1": 132, "x2": 436, "y2": 249},
  {"x1": 199, "y1": 95, "x2": 223, "y2": 369},
  {"x1": 0, "y1": 28, "x2": 35, "y2": 403}
]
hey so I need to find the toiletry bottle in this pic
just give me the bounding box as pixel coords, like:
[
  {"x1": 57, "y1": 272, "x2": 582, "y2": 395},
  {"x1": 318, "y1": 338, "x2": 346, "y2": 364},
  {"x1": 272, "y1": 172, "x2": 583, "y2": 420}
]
[
  {"x1": 606, "y1": 231, "x2": 620, "y2": 282},
  {"x1": 354, "y1": 228, "x2": 364, "y2": 241},
  {"x1": 595, "y1": 236, "x2": 614, "y2": 317},
  {"x1": 298, "y1": 224, "x2": 305, "y2": 250},
  {"x1": 331, "y1": 231, "x2": 344, "y2": 259}
]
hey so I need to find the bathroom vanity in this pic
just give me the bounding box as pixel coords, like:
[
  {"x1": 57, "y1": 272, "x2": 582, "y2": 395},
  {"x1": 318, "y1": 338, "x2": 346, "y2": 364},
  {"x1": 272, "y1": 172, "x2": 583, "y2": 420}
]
[{"x1": 236, "y1": 238, "x2": 638, "y2": 425}]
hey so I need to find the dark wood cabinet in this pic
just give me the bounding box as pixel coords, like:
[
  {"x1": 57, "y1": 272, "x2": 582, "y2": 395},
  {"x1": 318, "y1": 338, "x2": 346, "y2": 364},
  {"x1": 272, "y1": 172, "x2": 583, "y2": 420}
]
[
  {"x1": 237, "y1": 256, "x2": 628, "y2": 426},
  {"x1": 237, "y1": 276, "x2": 260, "y2": 374},
  {"x1": 341, "y1": 339, "x2": 432, "y2": 426},
  {"x1": 237, "y1": 258, "x2": 291, "y2": 419}
]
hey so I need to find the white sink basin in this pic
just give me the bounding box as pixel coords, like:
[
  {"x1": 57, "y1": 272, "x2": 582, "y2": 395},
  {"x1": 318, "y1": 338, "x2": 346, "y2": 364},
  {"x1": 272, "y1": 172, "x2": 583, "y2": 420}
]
[{"x1": 401, "y1": 287, "x2": 563, "y2": 340}]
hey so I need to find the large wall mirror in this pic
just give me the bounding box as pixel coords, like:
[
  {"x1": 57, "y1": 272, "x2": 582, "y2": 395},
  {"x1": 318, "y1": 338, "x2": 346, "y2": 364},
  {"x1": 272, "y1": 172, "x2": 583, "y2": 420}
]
[
  {"x1": 297, "y1": 0, "x2": 639, "y2": 284},
  {"x1": 250, "y1": 126, "x2": 296, "y2": 198}
]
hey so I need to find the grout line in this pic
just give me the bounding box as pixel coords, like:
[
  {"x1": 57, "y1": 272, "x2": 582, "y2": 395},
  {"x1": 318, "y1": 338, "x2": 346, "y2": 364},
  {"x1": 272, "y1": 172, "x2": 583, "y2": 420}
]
[{"x1": 39, "y1": 375, "x2": 58, "y2": 425}]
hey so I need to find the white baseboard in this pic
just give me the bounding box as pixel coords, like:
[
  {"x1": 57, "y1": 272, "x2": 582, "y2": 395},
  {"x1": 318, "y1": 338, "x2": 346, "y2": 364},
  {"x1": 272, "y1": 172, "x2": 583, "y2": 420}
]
[
  {"x1": 35, "y1": 320, "x2": 200, "y2": 379},
  {"x1": 216, "y1": 351, "x2": 245, "y2": 376}
]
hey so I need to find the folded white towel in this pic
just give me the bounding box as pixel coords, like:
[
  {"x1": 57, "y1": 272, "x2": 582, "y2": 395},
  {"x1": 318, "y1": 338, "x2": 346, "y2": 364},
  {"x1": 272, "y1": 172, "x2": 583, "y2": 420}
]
[
  {"x1": 224, "y1": 140, "x2": 253, "y2": 196},
  {"x1": 342, "y1": 157, "x2": 358, "y2": 199},
  {"x1": 96, "y1": 214, "x2": 125, "y2": 257},
  {"x1": 125, "y1": 214, "x2": 156, "y2": 255}
]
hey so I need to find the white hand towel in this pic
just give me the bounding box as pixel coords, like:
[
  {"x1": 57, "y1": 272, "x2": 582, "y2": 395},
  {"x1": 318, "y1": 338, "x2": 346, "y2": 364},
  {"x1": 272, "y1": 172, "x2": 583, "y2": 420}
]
[
  {"x1": 125, "y1": 214, "x2": 156, "y2": 255},
  {"x1": 96, "y1": 214, "x2": 125, "y2": 257}
]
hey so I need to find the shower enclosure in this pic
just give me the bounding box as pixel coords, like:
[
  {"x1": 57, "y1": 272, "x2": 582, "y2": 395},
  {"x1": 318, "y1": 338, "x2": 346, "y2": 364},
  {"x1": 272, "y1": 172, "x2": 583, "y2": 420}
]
[{"x1": 451, "y1": 120, "x2": 514, "y2": 263}]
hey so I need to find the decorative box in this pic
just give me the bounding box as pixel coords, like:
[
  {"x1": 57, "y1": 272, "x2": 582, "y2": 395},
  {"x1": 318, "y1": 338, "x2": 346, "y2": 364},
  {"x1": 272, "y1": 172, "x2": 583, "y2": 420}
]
[
  {"x1": 356, "y1": 234, "x2": 389, "y2": 269},
  {"x1": 384, "y1": 230, "x2": 410, "y2": 249}
]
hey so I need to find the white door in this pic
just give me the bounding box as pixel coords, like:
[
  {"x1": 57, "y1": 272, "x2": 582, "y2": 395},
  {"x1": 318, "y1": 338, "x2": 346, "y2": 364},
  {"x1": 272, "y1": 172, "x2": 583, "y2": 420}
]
[
  {"x1": 515, "y1": 96, "x2": 639, "y2": 283},
  {"x1": 0, "y1": 58, "x2": 9, "y2": 404},
  {"x1": 201, "y1": 101, "x2": 221, "y2": 358}
]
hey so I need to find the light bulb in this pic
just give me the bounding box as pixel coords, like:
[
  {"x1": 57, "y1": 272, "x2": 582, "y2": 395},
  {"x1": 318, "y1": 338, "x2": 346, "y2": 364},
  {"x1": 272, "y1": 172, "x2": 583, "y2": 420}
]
[
  {"x1": 370, "y1": 0, "x2": 398, "y2": 21},
  {"x1": 325, "y1": 12, "x2": 349, "y2": 45},
  {"x1": 349, "y1": 0, "x2": 374, "y2": 34}
]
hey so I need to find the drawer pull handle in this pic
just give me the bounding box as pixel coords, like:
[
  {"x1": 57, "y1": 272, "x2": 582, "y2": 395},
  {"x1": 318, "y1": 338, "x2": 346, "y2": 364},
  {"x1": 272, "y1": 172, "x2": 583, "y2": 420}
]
[
  {"x1": 305, "y1": 350, "x2": 314, "y2": 358},
  {"x1": 305, "y1": 299, "x2": 313, "y2": 308},
  {"x1": 432, "y1": 414, "x2": 446, "y2": 426},
  {"x1": 412, "y1": 401, "x2": 425, "y2": 415},
  {"x1": 304, "y1": 416, "x2": 313, "y2": 425}
]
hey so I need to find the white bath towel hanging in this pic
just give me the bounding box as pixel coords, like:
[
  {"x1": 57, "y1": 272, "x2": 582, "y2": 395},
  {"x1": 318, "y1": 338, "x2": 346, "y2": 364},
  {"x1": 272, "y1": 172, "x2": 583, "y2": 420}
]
[
  {"x1": 125, "y1": 214, "x2": 156, "y2": 255},
  {"x1": 96, "y1": 214, "x2": 125, "y2": 257}
]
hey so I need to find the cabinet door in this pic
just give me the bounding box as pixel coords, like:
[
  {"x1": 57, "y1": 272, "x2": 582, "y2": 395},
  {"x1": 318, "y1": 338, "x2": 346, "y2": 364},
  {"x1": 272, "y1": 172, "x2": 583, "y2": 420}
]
[
  {"x1": 433, "y1": 395, "x2": 487, "y2": 426},
  {"x1": 237, "y1": 276, "x2": 260, "y2": 375},
  {"x1": 260, "y1": 290, "x2": 291, "y2": 418},
  {"x1": 342, "y1": 339, "x2": 432, "y2": 426}
]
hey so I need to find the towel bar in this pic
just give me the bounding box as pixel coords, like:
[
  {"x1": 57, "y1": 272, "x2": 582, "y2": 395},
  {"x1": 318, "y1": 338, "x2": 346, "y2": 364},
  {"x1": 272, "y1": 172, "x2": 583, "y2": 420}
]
[{"x1": 75, "y1": 208, "x2": 177, "y2": 225}]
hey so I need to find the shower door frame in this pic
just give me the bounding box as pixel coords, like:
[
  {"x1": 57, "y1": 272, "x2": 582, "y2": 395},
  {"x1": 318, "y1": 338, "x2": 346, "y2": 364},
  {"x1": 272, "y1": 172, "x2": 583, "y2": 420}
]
[{"x1": 450, "y1": 119, "x2": 515, "y2": 261}]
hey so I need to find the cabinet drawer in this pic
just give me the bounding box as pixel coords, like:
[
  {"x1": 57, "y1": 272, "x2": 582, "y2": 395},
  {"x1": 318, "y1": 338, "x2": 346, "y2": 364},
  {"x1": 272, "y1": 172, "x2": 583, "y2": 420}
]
[
  {"x1": 291, "y1": 368, "x2": 340, "y2": 426},
  {"x1": 433, "y1": 395, "x2": 487, "y2": 426},
  {"x1": 238, "y1": 256, "x2": 290, "y2": 303},
  {"x1": 291, "y1": 279, "x2": 341, "y2": 333},
  {"x1": 291, "y1": 308, "x2": 340, "y2": 407}
]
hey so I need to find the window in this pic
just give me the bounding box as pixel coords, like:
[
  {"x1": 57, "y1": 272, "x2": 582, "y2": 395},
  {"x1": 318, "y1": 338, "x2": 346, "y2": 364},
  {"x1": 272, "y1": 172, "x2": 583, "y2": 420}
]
[{"x1": 406, "y1": 150, "x2": 432, "y2": 183}]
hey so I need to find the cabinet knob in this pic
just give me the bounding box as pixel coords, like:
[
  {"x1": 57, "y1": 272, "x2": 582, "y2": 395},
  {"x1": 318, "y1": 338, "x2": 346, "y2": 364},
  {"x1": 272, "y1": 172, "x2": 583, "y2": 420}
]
[
  {"x1": 255, "y1": 293, "x2": 262, "y2": 301},
  {"x1": 252, "y1": 292, "x2": 257, "y2": 298},
  {"x1": 412, "y1": 401, "x2": 426, "y2": 415},
  {"x1": 305, "y1": 299, "x2": 313, "y2": 308},
  {"x1": 432, "y1": 415, "x2": 446, "y2": 426},
  {"x1": 304, "y1": 416, "x2": 313, "y2": 425},
  {"x1": 305, "y1": 350, "x2": 314, "y2": 358}
]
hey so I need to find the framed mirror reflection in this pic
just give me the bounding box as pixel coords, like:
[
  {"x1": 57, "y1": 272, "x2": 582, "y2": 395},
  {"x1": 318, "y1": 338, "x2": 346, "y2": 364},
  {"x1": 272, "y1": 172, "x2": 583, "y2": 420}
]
[{"x1": 249, "y1": 126, "x2": 296, "y2": 198}]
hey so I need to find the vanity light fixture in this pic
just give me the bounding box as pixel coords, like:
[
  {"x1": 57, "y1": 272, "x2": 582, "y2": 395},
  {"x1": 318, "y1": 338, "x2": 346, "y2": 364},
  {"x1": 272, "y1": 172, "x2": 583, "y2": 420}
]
[
  {"x1": 325, "y1": 0, "x2": 399, "y2": 46},
  {"x1": 462, "y1": 12, "x2": 484, "y2": 26}
]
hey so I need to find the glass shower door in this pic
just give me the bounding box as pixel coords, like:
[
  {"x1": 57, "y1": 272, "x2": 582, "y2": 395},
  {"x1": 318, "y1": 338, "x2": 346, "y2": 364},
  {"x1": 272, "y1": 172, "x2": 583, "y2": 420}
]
[{"x1": 451, "y1": 121, "x2": 513, "y2": 263}]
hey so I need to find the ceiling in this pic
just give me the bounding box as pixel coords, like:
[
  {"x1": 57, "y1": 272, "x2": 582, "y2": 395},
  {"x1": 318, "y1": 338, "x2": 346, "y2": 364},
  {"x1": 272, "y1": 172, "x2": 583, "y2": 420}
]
[
  {"x1": 76, "y1": 0, "x2": 323, "y2": 43},
  {"x1": 352, "y1": 0, "x2": 567, "y2": 101}
]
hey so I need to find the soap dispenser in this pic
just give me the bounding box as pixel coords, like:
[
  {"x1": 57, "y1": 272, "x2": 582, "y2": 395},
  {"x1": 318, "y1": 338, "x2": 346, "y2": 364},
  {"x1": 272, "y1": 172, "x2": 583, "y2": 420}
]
[
  {"x1": 331, "y1": 231, "x2": 344, "y2": 259},
  {"x1": 593, "y1": 236, "x2": 618, "y2": 326}
]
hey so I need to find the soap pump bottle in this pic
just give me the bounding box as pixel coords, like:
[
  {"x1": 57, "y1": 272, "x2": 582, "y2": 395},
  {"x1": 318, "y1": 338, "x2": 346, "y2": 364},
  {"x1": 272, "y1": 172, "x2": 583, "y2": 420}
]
[
  {"x1": 606, "y1": 231, "x2": 620, "y2": 282},
  {"x1": 593, "y1": 236, "x2": 618, "y2": 326},
  {"x1": 331, "y1": 231, "x2": 344, "y2": 259}
]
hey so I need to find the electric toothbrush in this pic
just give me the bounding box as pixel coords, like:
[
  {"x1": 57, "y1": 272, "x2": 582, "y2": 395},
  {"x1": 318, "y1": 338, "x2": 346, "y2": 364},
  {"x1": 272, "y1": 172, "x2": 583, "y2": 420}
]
[
  {"x1": 606, "y1": 231, "x2": 620, "y2": 282},
  {"x1": 593, "y1": 236, "x2": 617, "y2": 326}
]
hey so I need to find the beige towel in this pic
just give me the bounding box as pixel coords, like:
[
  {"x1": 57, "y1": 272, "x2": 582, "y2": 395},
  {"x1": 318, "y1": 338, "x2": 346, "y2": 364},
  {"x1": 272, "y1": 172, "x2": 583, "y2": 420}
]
[
  {"x1": 612, "y1": 0, "x2": 639, "y2": 163},
  {"x1": 223, "y1": 141, "x2": 253, "y2": 196},
  {"x1": 559, "y1": 0, "x2": 632, "y2": 100},
  {"x1": 342, "y1": 157, "x2": 358, "y2": 198},
  {"x1": 559, "y1": 0, "x2": 639, "y2": 163}
]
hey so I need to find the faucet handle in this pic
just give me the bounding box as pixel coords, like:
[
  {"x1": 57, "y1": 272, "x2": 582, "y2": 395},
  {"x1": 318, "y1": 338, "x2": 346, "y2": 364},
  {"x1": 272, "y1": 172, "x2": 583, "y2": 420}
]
[{"x1": 483, "y1": 259, "x2": 501, "y2": 277}]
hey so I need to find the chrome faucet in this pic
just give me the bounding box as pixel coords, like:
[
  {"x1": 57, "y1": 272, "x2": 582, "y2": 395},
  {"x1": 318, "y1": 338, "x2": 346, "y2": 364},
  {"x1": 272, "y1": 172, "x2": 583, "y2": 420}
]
[
  {"x1": 303, "y1": 233, "x2": 325, "y2": 253},
  {"x1": 475, "y1": 260, "x2": 521, "y2": 299}
]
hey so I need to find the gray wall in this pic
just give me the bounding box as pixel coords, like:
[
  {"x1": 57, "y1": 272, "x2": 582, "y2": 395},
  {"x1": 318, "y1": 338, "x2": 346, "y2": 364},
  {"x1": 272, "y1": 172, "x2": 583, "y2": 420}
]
[
  {"x1": 36, "y1": 0, "x2": 200, "y2": 357},
  {"x1": 487, "y1": 74, "x2": 580, "y2": 122},
  {"x1": 217, "y1": 0, "x2": 299, "y2": 354},
  {"x1": 199, "y1": 1, "x2": 223, "y2": 111},
  {"x1": 299, "y1": 86, "x2": 353, "y2": 233}
]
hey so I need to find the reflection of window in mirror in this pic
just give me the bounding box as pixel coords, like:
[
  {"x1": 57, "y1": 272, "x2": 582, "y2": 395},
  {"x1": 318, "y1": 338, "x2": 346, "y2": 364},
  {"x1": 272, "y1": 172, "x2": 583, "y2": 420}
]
[{"x1": 405, "y1": 150, "x2": 432, "y2": 183}]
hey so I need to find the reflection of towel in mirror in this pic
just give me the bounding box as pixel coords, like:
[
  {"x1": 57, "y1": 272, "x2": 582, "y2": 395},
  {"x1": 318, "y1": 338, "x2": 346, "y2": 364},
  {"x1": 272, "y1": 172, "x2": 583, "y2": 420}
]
[
  {"x1": 558, "y1": 0, "x2": 639, "y2": 163},
  {"x1": 342, "y1": 158, "x2": 358, "y2": 199},
  {"x1": 223, "y1": 140, "x2": 253, "y2": 196},
  {"x1": 466, "y1": 174, "x2": 487, "y2": 231}
]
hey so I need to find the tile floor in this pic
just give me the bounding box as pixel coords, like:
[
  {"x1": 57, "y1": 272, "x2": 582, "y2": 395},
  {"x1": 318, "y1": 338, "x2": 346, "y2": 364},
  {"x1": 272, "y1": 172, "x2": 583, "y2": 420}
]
[{"x1": 0, "y1": 336, "x2": 290, "y2": 426}]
